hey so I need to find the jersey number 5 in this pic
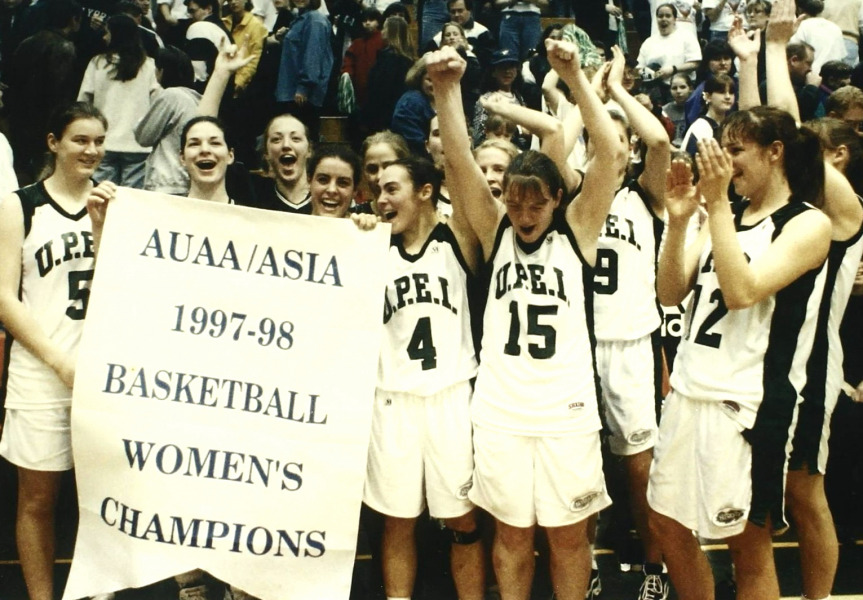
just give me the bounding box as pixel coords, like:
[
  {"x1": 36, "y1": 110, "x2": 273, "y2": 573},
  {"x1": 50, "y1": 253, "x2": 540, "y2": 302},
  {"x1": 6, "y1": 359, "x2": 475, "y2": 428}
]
[
  {"x1": 66, "y1": 269, "x2": 94, "y2": 321},
  {"x1": 407, "y1": 316, "x2": 437, "y2": 370}
]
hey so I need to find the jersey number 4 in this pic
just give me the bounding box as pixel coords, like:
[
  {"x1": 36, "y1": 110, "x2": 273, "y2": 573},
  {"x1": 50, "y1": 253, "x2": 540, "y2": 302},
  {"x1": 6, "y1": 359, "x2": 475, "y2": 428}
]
[{"x1": 407, "y1": 316, "x2": 437, "y2": 370}]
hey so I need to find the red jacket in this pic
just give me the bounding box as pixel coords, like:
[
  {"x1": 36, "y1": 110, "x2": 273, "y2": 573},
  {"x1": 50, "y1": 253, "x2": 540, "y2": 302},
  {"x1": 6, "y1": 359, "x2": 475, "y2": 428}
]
[{"x1": 341, "y1": 30, "x2": 384, "y2": 107}]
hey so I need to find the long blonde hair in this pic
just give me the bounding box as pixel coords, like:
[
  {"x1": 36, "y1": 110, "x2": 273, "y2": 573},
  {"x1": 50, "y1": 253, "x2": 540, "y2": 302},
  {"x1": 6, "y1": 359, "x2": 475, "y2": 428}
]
[{"x1": 382, "y1": 15, "x2": 415, "y2": 60}]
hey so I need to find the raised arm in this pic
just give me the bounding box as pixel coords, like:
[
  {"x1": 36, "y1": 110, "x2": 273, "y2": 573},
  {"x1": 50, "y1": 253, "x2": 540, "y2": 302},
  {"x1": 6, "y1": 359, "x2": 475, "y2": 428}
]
[
  {"x1": 549, "y1": 39, "x2": 628, "y2": 265},
  {"x1": 727, "y1": 15, "x2": 762, "y2": 110},
  {"x1": 479, "y1": 93, "x2": 579, "y2": 192},
  {"x1": 765, "y1": 0, "x2": 801, "y2": 120},
  {"x1": 657, "y1": 159, "x2": 706, "y2": 306},
  {"x1": 427, "y1": 46, "x2": 502, "y2": 262},
  {"x1": 197, "y1": 39, "x2": 253, "y2": 117},
  {"x1": 822, "y1": 159, "x2": 863, "y2": 242},
  {"x1": 0, "y1": 194, "x2": 76, "y2": 388},
  {"x1": 697, "y1": 138, "x2": 831, "y2": 309},
  {"x1": 606, "y1": 45, "x2": 670, "y2": 212}
]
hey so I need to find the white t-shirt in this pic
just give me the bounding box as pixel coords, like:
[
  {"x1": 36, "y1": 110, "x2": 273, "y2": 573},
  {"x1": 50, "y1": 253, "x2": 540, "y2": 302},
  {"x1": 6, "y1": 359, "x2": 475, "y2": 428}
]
[
  {"x1": 702, "y1": 0, "x2": 746, "y2": 32},
  {"x1": 77, "y1": 55, "x2": 160, "y2": 153},
  {"x1": 637, "y1": 28, "x2": 702, "y2": 73},
  {"x1": 790, "y1": 17, "x2": 849, "y2": 76}
]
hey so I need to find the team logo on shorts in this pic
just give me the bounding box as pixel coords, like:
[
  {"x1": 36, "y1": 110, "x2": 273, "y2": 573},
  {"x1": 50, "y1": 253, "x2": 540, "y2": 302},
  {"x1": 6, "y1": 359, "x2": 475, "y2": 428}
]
[
  {"x1": 627, "y1": 429, "x2": 653, "y2": 445},
  {"x1": 568, "y1": 402, "x2": 585, "y2": 411},
  {"x1": 457, "y1": 479, "x2": 473, "y2": 499},
  {"x1": 714, "y1": 507, "x2": 746, "y2": 525},
  {"x1": 569, "y1": 491, "x2": 601, "y2": 512}
]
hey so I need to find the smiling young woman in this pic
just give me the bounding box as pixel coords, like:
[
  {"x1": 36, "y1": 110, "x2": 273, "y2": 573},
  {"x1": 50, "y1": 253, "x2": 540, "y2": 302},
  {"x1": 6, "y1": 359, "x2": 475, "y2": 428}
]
[{"x1": 0, "y1": 101, "x2": 107, "y2": 600}]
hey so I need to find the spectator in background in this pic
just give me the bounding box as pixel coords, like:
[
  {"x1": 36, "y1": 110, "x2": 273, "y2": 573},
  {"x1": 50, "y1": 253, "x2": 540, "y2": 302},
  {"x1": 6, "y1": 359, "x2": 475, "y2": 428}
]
[
  {"x1": 5, "y1": 0, "x2": 82, "y2": 183},
  {"x1": 825, "y1": 84, "x2": 863, "y2": 136},
  {"x1": 117, "y1": 1, "x2": 164, "y2": 57},
  {"x1": 390, "y1": 55, "x2": 436, "y2": 156},
  {"x1": 702, "y1": 0, "x2": 747, "y2": 42},
  {"x1": 680, "y1": 73, "x2": 736, "y2": 155},
  {"x1": 366, "y1": 15, "x2": 415, "y2": 134},
  {"x1": 821, "y1": 0, "x2": 863, "y2": 67},
  {"x1": 472, "y1": 48, "x2": 529, "y2": 148},
  {"x1": 425, "y1": 0, "x2": 495, "y2": 67},
  {"x1": 636, "y1": 3, "x2": 702, "y2": 105},
  {"x1": 221, "y1": 0, "x2": 267, "y2": 96},
  {"x1": 663, "y1": 72, "x2": 694, "y2": 146},
  {"x1": 185, "y1": 0, "x2": 232, "y2": 90},
  {"x1": 791, "y1": 0, "x2": 849, "y2": 83},
  {"x1": 78, "y1": 14, "x2": 160, "y2": 187},
  {"x1": 439, "y1": 21, "x2": 483, "y2": 117},
  {"x1": 275, "y1": 0, "x2": 333, "y2": 141},
  {"x1": 134, "y1": 46, "x2": 200, "y2": 194},
  {"x1": 816, "y1": 60, "x2": 853, "y2": 114},
  {"x1": 342, "y1": 7, "x2": 385, "y2": 111},
  {"x1": 497, "y1": 0, "x2": 545, "y2": 61},
  {"x1": 418, "y1": 0, "x2": 449, "y2": 50},
  {"x1": 743, "y1": 0, "x2": 770, "y2": 85},
  {"x1": 684, "y1": 39, "x2": 737, "y2": 127},
  {"x1": 0, "y1": 0, "x2": 34, "y2": 79},
  {"x1": 156, "y1": 0, "x2": 188, "y2": 45}
]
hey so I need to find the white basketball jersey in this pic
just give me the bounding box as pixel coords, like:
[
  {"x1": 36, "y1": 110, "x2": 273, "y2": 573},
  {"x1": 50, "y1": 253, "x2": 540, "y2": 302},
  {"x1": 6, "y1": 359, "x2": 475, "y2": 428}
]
[
  {"x1": 5, "y1": 182, "x2": 94, "y2": 409},
  {"x1": 471, "y1": 213, "x2": 602, "y2": 436},
  {"x1": 794, "y1": 197, "x2": 863, "y2": 460},
  {"x1": 377, "y1": 223, "x2": 478, "y2": 395},
  {"x1": 671, "y1": 202, "x2": 827, "y2": 430},
  {"x1": 593, "y1": 179, "x2": 664, "y2": 341}
]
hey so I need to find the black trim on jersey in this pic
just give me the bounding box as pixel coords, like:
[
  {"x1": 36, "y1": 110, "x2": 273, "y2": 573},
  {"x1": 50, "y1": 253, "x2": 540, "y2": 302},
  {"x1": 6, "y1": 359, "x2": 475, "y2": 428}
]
[
  {"x1": 789, "y1": 200, "x2": 863, "y2": 473},
  {"x1": 583, "y1": 252, "x2": 603, "y2": 425},
  {"x1": 743, "y1": 202, "x2": 821, "y2": 532},
  {"x1": 650, "y1": 328, "x2": 664, "y2": 423},
  {"x1": 789, "y1": 238, "x2": 846, "y2": 473},
  {"x1": 391, "y1": 222, "x2": 473, "y2": 278},
  {"x1": 248, "y1": 174, "x2": 313, "y2": 214},
  {"x1": 18, "y1": 181, "x2": 88, "y2": 237}
]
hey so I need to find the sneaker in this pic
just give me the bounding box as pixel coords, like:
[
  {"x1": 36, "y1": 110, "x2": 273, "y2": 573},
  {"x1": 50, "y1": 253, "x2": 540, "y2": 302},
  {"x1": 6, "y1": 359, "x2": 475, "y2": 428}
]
[
  {"x1": 638, "y1": 573, "x2": 669, "y2": 600},
  {"x1": 585, "y1": 568, "x2": 602, "y2": 598},
  {"x1": 179, "y1": 585, "x2": 210, "y2": 600}
]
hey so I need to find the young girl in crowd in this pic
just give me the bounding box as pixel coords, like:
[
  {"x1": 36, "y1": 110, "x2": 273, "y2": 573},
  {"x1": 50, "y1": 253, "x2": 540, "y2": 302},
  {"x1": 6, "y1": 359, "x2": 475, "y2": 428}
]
[
  {"x1": 429, "y1": 40, "x2": 627, "y2": 599},
  {"x1": 681, "y1": 73, "x2": 736, "y2": 156},
  {"x1": 0, "y1": 102, "x2": 107, "y2": 600},
  {"x1": 662, "y1": 73, "x2": 694, "y2": 147}
]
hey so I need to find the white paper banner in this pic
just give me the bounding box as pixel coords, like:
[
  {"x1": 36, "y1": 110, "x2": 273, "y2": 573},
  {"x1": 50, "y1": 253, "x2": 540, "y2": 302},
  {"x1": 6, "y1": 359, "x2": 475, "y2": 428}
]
[{"x1": 64, "y1": 189, "x2": 390, "y2": 600}]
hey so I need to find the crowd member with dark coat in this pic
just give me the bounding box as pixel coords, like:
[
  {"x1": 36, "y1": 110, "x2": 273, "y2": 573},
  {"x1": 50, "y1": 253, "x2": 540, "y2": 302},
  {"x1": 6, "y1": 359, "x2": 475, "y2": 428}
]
[
  {"x1": 390, "y1": 55, "x2": 436, "y2": 156},
  {"x1": 365, "y1": 15, "x2": 414, "y2": 134},
  {"x1": 275, "y1": 0, "x2": 333, "y2": 140},
  {"x1": 342, "y1": 7, "x2": 384, "y2": 110},
  {"x1": 5, "y1": 0, "x2": 82, "y2": 182}
]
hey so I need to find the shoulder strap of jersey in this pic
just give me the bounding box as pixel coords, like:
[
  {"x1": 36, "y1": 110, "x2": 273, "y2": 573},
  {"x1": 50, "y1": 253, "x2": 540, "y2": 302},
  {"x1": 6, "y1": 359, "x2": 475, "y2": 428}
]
[{"x1": 16, "y1": 182, "x2": 49, "y2": 237}]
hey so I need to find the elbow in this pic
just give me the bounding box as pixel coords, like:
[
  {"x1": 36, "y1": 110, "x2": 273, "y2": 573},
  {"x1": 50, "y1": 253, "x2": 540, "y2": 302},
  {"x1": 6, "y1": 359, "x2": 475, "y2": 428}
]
[{"x1": 723, "y1": 290, "x2": 758, "y2": 311}]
